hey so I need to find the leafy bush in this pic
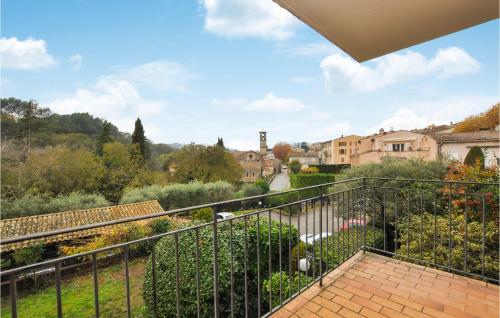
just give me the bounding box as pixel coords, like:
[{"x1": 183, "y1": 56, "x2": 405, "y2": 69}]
[
  {"x1": 299, "y1": 167, "x2": 319, "y2": 174},
  {"x1": 396, "y1": 212, "x2": 499, "y2": 280},
  {"x1": 13, "y1": 243, "x2": 44, "y2": 266},
  {"x1": 288, "y1": 160, "x2": 301, "y2": 174},
  {"x1": 262, "y1": 271, "x2": 313, "y2": 309},
  {"x1": 290, "y1": 173, "x2": 335, "y2": 198},
  {"x1": 254, "y1": 179, "x2": 270, "y2": 194},
  {"x1": 1, "y1": 191, "x2": 111, "y2": 219},
  {"x1": 237, "y1": 183, "x2": 263, "y2": 208},
  {"x1": 120, "y1": 181, "x2": 235, "y2": 210},
  {"x1": 464, "y1": 146, "x2": 485, "y2": 168},
  {"x1": 191, "y1": 207, "x2": 214, "y2": 222},
  {"x1": 265, "y1": 192, "x2": 301, "y2": 215},
  {"x1": 143, "y1": 223, "x2": 245, "y2": 317}
]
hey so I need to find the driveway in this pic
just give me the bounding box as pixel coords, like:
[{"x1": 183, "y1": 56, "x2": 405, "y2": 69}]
[{"x1": 270, "y1": 170, "x2": 290, "y2": 191}]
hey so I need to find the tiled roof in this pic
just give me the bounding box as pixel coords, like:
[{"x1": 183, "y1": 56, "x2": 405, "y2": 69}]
[
  {"x1": 0, "y1": 200, "x2": 163, "y2": 252},
  {"x1": 431, "y1": 131, "x2": 499, "y2": 142}
]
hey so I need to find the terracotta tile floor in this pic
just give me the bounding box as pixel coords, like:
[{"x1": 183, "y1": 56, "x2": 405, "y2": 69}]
[{"x1": 271, "y1": 252, "x2": 499, "y2": 318}]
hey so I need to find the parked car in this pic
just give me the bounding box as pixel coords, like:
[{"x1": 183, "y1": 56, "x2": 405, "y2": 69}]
[
  {"x1": 341, "y1": 219, "x2": 365, "y2": 230},
  {"x1": 216, "y1": 212, "x2": 235, "y2": 220},
  {"x1": 300, "y1": 232, "x2": 332, "y2": 244}
]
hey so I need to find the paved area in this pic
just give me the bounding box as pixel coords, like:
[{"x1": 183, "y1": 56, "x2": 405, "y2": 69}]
[
  {"x1": 271, "y1": 252, "x2": 499, "y2": 318},
  {"x1": 266, "y1": 208, "x2": 344, "y2": 236},
  {"x1": 270, "y1": 170, "x2": 290, "y2": 191}
]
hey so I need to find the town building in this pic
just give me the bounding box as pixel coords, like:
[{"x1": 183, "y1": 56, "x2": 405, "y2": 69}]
[
  {"x1": 350, "y1": 129, "x2": 438, "y2": 166},
  {"x1": 288, "y1": 151, "x2": 320, "y2": 169},
  {"x1": 233, "y1": 132, "x2": 281, "y2": 182},
  {"x1": 319, "y1": 135, "x2": 363, "y2": 164}
]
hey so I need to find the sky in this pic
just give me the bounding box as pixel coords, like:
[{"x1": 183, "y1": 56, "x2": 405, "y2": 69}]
[{"x1": 1, "y1": 0, "x2": 499, "y2": 150}]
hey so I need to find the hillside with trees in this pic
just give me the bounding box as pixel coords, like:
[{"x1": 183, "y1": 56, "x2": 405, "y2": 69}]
[
  {"x1": 454, "y1": 103, "x2": 499, "y2": 132},
  {"x1": 0, "y1": 98, "x2": 242, "y2": 217}
]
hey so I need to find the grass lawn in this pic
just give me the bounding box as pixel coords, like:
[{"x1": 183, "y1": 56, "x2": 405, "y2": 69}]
[{"x1": 1, "y1": 258, "x2": 147, "y2": 318}]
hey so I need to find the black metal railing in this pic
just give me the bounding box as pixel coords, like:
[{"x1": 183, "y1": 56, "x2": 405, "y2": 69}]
[{"x1": 0, "y1": 177, "x2": 498, "y2": 318}]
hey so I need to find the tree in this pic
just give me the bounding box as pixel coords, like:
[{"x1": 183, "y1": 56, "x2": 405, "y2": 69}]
[
  {"x1": 169, "y1": 144, "x2": 242, "y2": 184},
  {"x1": 300, "y1": 142, "x2": 309, "y2": 152},
  {"x1": 95, "y1": 121, "x2": 113, "y2": 156},
  {"x1": 131, "y1": 118, "x2": 149, "y2": 161},
  {"x1": 288, "y1": 160, "x2": 301, "y2": 174},
  {"x1": 454, "y1": 103, "x2": 499, "y2": 133},
  {"x1": 272, "y1": 142, "x2": 292, "y2": 162},
  {"x1": 216, "y1": 137, "x2": 224, "y2": 148},
  {"x1": 464, "y1": 146, "x2": 485, "y2": 168}
]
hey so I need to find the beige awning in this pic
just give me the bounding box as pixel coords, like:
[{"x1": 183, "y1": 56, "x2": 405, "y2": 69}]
[{"x1": 273, "y1": 0, "x2": 499, "y2": 62}]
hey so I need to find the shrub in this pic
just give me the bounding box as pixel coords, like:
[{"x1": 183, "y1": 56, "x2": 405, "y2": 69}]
[
  {"x1": 13, "y1": 243, "x2": 44, "y2": 266},
  {"x1": 149, "y1": 218, "x2": 172, "y2": 235},
  {"x1": 143, "y1": 223, "x2": 245, "y2": 317},
  {"x1": 464, "y1": 146, "x2": 485, "y2": 168},
  {"x1": 1, "y1": 192, "x2": 110, "y2": 219},
  {"x1": 237, "y1": 183, "x2": 263, "y2": 208},
  {"x1": 191, "y1": 207, "x2": 214, "y2": 222},
  {"x1": 120, "y1": 181, "x2": 235, "y2": 210},
  {"x1": 265, "y1": 192, "x2": 301, "y2": 215},
  {"x1": 254, "y1": 179, "x2": 270, "y2": 194},
  {"x1": 396, "y1": 212, "x2": 499, "y2": 280},
  {"x1": 289, "y1": 173, "x2": 335, "y2": 198},
  {"x1": 262, "y1": 271, "x2": 313, "y2": 309},
  {"x1": 288, "y1": 160, "x2": 301, "y2": 174},
  {"x1": 299, "y1": 167, "x2": 319, "y2": 174}
]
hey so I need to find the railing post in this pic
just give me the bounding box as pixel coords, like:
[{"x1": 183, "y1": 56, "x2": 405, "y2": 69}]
[
  {"x1": 362, "y1": 178, "x2": 367, "y2": 253},
  {"x1": 319, "y1": 185, "x2": 323, "y2": 287},
  {"x1": 213, "y1": 205, "x2": 220, "y2": 318}
]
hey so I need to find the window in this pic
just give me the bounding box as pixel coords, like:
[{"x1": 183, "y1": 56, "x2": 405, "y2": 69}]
[
  {"x1": 392, "y1": 144, "x2": 405, "y2": 152},
  {"x1": 339, "y1": 149, "x2": 346, "y2": 155},
  {"x1": 341, "y1": 158, "x2": 345, "y2": 163},
  {"x1": 339, "y1": 142, "x2": 347, "y2": 147}
]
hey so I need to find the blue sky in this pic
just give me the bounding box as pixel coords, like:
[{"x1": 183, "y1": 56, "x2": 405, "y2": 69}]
[{"x1": 1, "y1": 0, "x2": 498, "y2": 150}]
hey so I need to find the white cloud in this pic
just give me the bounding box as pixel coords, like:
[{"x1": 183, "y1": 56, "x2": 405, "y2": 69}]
[
  {"x1": 0, "y1": 37, "x2": 57, "y2": 70},
  {"x1": 213, "y1": 93, "x2": 304, "y2": 112},
  {"x1": 104, "y1": 61, "x2": 195, "y2": 92},
  {"x1": 201, "y1": 0, "x2": 297, "y2": 40},
  {"x1": 69, "y1": 54, "x2": 82, "y2": 70},
  {"x1": 320, "y1": 47, "x2": 480, "y2": 92},
  {"x1": 366, "y1": 95, "x2": 497, "y2": 134}
]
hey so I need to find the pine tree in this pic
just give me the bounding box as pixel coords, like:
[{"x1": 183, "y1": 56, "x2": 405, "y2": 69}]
[
  {"x1": 131, "y1": 118, "x2": 149, "y2": 161},
  {"x1": 216, "y1": 137, "x2": 224, "y2": 148},
  {"x1": 95, "y1": 121, "x2": 113, "y2": 156}
]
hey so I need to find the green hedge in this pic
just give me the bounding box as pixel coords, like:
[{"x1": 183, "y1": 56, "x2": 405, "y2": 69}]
[
  {"x1": 120, "y1": 181, "x2": 235, "y2": 210},
  {"x1": 289, "y1": 173, "x2": 335, "y2": 198},
  {"x1": 309, "y1": 164, "x2": 350, "y2": 174}
]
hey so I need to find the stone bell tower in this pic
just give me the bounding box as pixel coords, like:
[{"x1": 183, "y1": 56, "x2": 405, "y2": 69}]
[{"x1": 259, "y1": 131, "x2": 268, "y2": 155}]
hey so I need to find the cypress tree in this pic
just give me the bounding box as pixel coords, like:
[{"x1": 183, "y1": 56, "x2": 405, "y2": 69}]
[
  {"x1": 96, "y1": 121, "x2": 113, "y2": 156},
  {"x1": 217, "y1": 137, "x2": 224, "y2": 148},
  {"x1": 132, "y1": 118, "x2": 149, "y2": 161}
]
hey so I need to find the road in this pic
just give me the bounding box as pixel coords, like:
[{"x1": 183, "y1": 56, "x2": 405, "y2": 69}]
[
  {"x1": 270, "y1": 169, "x2": 290, "y2": 191},
  {"x1": 261, "y1": 205, "x2": 344, "y2": 236}
]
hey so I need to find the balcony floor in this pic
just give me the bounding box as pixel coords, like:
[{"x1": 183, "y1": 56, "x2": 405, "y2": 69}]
[{"x1": 271, "y1": 252, "x2": 499, "y2": 318}]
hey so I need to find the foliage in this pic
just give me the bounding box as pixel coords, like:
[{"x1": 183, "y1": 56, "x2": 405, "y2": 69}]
[
  {"x1": 237, "y1": 183, "x2": 264, "y2": 208},
  {"x1": 191, "y1": 207, "x2": 214, "y2": 222},
  {"x1": 464, "y1": 146, "x2": 485, "y2": 168},
  {"x1": 254, "y1": 179, "x2": 270, "y2": 194},
  {"x1": 1, "y1": 191, "x2": 110, "y2": 219},
  {"x1": 120, "y1": 181, "x2": 235, "y2": 210},
  {"x1": 454, "y1": 103, "x2": 499, "y2": 132},
  {"x1": 396, "y1": 212, "x2": 499, "y2": 280},
  {"x1": 131, "y1": 118, "x2": 150, "y2": 161},
  {"x1": 299, "y1": 167, "x2": 319, "y2": 174},
  {"x1": 168, "y1": 144, "x2": 242, "y2": 184},
  {"x1": 14, "y1": 147, "x2": 104, "y2": 196},
  {"x1": 265, "y1": 192, "x2": 301, "y2": 215},
  {"x1": 13, "y1": 243, "x2": 45, "y2": 266},
  {"x1": 143, "y1": 223, "x2": 245, "y2": 317},
  {"x1": 95, "y1": 121, "x2": 113, "y2": 156},
  {"x1": 290, "y1": 173, "x2": 335, "y2": 198},
  {"x1": 262, "y1": 271, "x2": 313, "y2": 309},
  {"x1": 216, "y1": 137, "x2": 224, "y2": 148},
  {"x1": 272, "y1": 142, "x2": 292, "y2": 162},
  {"x1": 288, "y1": 160, "x2": 301, "y2": 174},
  {"x1": 310, "y1": 164, "x2": 351, "y2": 174}
]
